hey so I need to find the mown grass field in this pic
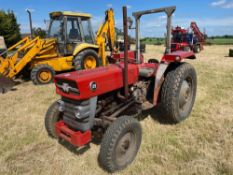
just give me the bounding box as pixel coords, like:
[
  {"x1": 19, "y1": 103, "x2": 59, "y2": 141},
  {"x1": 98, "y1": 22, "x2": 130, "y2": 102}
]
[
  {"x1": 206, "y1": 38, "x2": 233, "y2": 45},
  {"x1": 0, "y1": 45, "x2": 233, "y2": 175}
]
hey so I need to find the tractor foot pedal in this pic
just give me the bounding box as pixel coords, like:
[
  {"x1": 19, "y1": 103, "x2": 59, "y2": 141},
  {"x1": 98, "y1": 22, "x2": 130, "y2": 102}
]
[
  {"x1": 142, "y1": 101, "x2": 154, "y2": 110},
  {"x1": 55, "y1": 121, "x2": 91, "y2": 147}
]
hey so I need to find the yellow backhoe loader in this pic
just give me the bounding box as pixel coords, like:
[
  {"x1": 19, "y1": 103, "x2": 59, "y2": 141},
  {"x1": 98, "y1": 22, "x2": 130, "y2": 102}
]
[{"x1": 0, "y1": 9, "x2": 116, "y2": 93}]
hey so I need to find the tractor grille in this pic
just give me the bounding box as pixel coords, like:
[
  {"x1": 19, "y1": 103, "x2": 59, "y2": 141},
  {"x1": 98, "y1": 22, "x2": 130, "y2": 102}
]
[
  {"x1": 55, "y1": 78, "x2": 79, "y2": 95},
  {"x1": 60, "y1": 98, "x2": 91, "y2": 131}
]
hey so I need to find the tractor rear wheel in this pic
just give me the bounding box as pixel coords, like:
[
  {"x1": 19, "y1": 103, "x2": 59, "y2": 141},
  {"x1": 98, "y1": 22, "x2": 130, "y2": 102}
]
[
  {"x1": 99, "y1": 116, "x2": 142, "y2": 173},
  {"x1": 73, "y1": 49, "x2": 100, "y2": 70},
  {"x1": 31, "y1": 64, "x2": 55, "y2": 85},
  {"x1": 160, "y1": 63, "x2": 197, "y2": 123},
  {"x1": 45, "y1": 101, "x2": 63, "y2": 138}
]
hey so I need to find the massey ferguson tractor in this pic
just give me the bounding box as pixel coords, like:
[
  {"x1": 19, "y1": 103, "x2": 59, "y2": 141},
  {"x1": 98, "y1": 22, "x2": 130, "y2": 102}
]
[
  {"x1": 171, "y1": 22, "x2": 206, "y2": 53},
  {"x1": 45, "y1": 6, "x2": 197, "y2": 172}
]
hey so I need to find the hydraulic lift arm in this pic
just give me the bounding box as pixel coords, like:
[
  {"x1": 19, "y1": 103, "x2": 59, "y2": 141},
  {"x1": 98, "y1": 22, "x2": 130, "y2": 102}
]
[{"x1": 96, "y1": 9, "x2": 116, "y2": 66}]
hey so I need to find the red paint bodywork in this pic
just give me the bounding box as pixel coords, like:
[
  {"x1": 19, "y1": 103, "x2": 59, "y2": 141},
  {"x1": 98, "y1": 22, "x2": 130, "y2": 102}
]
[
  {"x1": 55, "y1": 63, "x2": 139, "y2": 100},
  {"x1": 111, "y1": 51, "x2": 144, "y2": 63},
  {"x1": 55, "y1": 121, "x2": 91, "y2": 147},
  {"x1": 162, "y1": 51, "x2": 196, "y2": 62},
  {"x1": 171, "y1": 42, "x2": 190, "y2": 52}
]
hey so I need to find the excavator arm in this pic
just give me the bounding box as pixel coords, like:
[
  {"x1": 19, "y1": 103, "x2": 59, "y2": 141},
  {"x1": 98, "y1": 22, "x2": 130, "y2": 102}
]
[
  {"x1": 96, "y1": 9, "x2": 116, "y2": 66},
  {"x1": 190, "y1": 22, "x2": 205, "y2": 43}
]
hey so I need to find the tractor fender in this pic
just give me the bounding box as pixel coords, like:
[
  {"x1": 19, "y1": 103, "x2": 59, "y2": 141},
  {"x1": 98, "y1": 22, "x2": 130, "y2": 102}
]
[
  {"x1": 153, "y1": 62, "x2": 169, "y2": 105},
  {"x1": 73, "y1": 43, "x2": 99, "y2": 56},
  {"x1": 162, "y1": 51, "x2": 196, "y2": 62},
  {"x1": 153, "y1": 51, "x2": 196, "y2": 105}
]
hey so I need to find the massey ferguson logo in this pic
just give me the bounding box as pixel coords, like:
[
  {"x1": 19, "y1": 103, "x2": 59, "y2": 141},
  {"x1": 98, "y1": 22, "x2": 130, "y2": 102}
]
[
  {"x1": 61, "y1": 83, "x2": 71, "y2": 93},
  {"x1": 90, "y1": 81, "x2": 97, "y2": 91}
]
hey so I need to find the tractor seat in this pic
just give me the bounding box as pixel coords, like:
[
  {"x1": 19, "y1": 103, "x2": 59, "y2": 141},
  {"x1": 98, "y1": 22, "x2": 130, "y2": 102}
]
[
  {"x1": 138, "y1": 63, "x2": 157, "y2": 78},
  {"x1": 69, "y1": 29, "x2": 79, "y2": 40},
  {"x1": 139, "y1": 67, "x2": 155, "y2": 78}
]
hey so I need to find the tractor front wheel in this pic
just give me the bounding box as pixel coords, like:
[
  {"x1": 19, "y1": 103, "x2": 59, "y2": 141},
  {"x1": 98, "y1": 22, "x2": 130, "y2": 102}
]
[
  {"x1": 73, "y1": 49, "x2": 100, "y2": 70},
  {"x1": 31, "y1": 64, "x2": 55, "y2": 85},
  {"x1": 160, "y1": 63, "x2": 197, "y2": 123},
  {"x1": 99, "y1": 116, "x2": 142, "y2": 173},
  {"x1": 45, "y1": 101, "x2": 63, "y2": 138}
]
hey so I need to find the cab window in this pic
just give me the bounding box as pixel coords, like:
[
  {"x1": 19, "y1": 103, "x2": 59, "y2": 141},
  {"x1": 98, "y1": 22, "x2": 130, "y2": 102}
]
[
  {"x1": 67, "y1": 17, "x2": 82, "y2": 41},
  {"x1": 81, "y1": 18, "x2": 94, "y2": 44},
  {"x1": 48, "y1": 17, "x2": 63, "y2": 42}
]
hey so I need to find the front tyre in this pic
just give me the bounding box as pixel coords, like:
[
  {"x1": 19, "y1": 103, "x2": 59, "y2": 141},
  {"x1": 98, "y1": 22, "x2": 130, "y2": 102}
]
[
  {"x1": 99, "y1": 116, "x2": 142, "y2": 173},
  {"x1": 160, "y1": 63, "x2": 197, "y2": 123},
  {"x1": 45, "y1": 101, "x2": 63, "y2": 138},
  {"x1": 73, "y1": 49, "x2": 100, "y2": 70}
]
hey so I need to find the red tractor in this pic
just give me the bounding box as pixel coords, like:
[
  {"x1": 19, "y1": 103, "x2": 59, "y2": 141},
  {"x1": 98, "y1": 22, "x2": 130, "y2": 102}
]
[
  {"x1": 45, "y1": 6, "x2": 197, "y2": 172},
  {"x1": 171, "y1": 22, "x2": 206, "y2": 53}
]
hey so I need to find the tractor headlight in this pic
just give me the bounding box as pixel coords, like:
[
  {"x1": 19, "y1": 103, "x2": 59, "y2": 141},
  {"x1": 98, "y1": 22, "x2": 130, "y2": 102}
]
[
  {"x1": 175, "y1": 56, "x2": 181, "y2": 62},
  {"x1": 57, "y1": 100, "x2": 65, "y2": 112}
]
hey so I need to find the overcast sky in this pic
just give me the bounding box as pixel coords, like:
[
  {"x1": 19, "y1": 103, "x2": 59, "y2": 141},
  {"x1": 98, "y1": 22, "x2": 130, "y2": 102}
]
[{"x1": 0, "y1": 0, "x2": 233, "y2": 37}]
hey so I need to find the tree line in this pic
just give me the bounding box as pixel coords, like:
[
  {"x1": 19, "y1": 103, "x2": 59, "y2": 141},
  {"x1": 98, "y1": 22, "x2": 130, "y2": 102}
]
[{"x1": 0, "y1": 10, "x2": 46, "y2": 47}]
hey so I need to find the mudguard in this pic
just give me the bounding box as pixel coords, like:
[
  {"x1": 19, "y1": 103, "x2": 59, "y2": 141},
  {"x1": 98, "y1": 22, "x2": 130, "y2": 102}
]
[{"x1": 73, "y1": 43, "x2": 99, "y2": 56}]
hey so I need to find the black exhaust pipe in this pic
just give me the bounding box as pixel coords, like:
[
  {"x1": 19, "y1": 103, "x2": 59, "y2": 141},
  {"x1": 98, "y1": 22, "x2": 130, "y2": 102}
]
[
  {"x1": 123, "y1": 6, "x2": 129, "y2": 98},
  {"x1": 26, "y1": 9, "x2": 33, "y2": 39}
]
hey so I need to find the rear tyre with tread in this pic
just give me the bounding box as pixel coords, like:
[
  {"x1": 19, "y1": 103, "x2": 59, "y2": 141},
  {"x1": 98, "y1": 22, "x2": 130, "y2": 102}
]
[
  {"x1": 45, "y1": 101, "x2": 63, "y2": 138},
  {"x1": 99, "y1": 116, "x2": 142, "y2": 173},
  {"x1": 73, "y1": 49, "x2": 100, "y2": 70},
  {"x1": 160, "y1": 63, "x2": 197, "y2": 123},
  {"x1": 31, "y1": 64, "x2": 55, "y2": 85}
]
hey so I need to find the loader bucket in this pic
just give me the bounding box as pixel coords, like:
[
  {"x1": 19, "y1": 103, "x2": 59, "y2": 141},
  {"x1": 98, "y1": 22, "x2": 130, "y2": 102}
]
[{"x1": 0, "y1": 74, "x2": 15, "y2": 93}]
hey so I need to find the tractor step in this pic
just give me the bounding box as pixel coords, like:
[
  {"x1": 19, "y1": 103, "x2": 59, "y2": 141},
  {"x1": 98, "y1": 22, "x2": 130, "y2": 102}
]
[{"x1": 55, "y1": 121, "x2": 91, "y2": 147}]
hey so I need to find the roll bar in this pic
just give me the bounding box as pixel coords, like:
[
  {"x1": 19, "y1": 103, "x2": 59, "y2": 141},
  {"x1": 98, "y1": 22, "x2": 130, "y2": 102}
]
[{"x1": 132, "y1": 6, "x2": 176, "y2": 63}]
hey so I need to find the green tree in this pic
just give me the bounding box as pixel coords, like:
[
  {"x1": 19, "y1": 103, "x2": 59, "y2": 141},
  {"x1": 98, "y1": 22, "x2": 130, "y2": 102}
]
[
  {"x1": 32, "y1": 27, "x2": 46, "y2": 38},
  {"x1": 0, "y1": 10, "x2": 21, "y2": 47}
]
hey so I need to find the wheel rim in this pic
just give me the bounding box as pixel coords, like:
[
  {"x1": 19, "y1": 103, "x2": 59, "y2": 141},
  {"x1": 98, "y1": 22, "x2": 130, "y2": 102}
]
[
  {"x1": 115, "y1": 131, "x2": 137, "y2": 166},
  {"x1": 84, "y1": 56, "x2": 97, "y2": 69},
  {"x1": 178, "y1": 77, "x2": 193, "y2": 113},
  {"x1": 38, "y1": 70, "x2": 52, "y2": 83}
]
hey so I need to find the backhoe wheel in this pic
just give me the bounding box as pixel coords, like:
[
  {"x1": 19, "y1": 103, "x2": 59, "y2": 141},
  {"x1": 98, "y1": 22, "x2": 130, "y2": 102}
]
[
  {"x1": 45, "y1": 101, "x2": 63, "y2": 138},
  {"x1": 31, "y1": 64, "x2": 55, "y2": 85},
  {"x1": 160, "y1": 63, "x2": 197, "y2": 123},
  {"x1": 99, "y1": 116, "x2": 142, "y2": 173},
  {"x1": 74, "y1": 49, "x2": 100, "y2": 70},
  {"x1": 193, "y1": 45, "x2": 201, "y2": 53}
]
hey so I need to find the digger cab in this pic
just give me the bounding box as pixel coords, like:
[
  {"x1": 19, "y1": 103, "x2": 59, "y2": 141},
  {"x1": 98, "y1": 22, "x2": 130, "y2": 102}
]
[{"x1": 48, "y1": 11, "x2": 95, "y2": 56}]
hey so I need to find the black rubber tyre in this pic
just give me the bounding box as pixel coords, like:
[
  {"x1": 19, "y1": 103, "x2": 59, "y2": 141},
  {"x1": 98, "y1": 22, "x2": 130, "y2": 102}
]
[
  {"x1": 45, "y1": 101, "x2": 63, "y2": 138},
  {"x1": 148, "y1": 58, "x2": 159, "y2": 64},
  {"x1": 73, "y1": 49, "x2": 100, "y2": 70},
  {"x1": 99, "y1": 116, "x2": 142, "y2": 173},
  {"x1": 193, "y1": 45, "x2": 200, "y2": 53},
  {"x1": 31, "y1": 64, "x2": 55, "y2": 85},
  {"x1": 160, "y1": 63, "x2": 197, "y2": 123}
]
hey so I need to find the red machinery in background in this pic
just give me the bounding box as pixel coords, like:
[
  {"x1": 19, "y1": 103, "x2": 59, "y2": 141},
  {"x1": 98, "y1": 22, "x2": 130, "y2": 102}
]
[{"x1": 171, "y1": 22, "x2": 206, "y2": 53}]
